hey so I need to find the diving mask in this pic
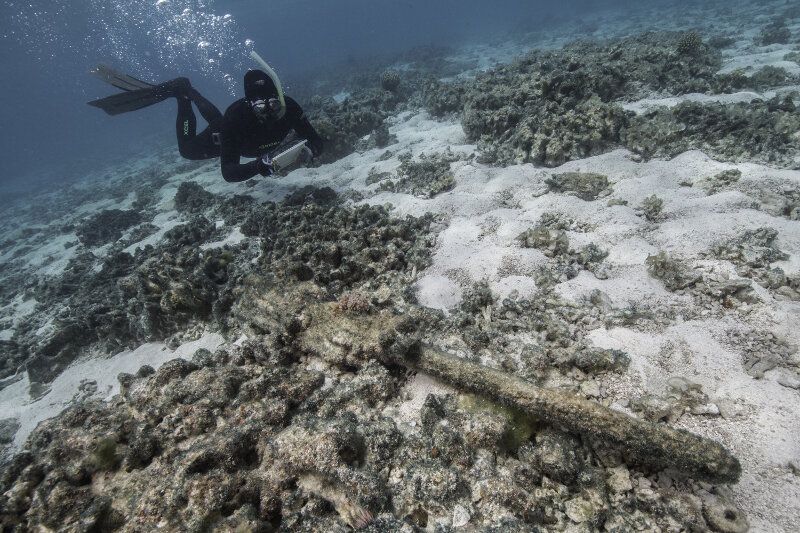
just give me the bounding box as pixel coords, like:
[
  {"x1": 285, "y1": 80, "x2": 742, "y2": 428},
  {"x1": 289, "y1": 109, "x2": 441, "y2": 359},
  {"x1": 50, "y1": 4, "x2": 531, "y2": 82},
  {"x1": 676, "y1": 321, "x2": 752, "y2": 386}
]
[{"x1": 251, "y1": 97, "x2": 283, "y2": 120}]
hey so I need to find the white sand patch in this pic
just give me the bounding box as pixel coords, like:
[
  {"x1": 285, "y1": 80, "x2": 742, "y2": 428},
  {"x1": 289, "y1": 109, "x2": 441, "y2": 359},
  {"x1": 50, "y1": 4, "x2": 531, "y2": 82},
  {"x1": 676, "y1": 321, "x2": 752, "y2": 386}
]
[
  {"x1": 308, "y1": 111, "x2": 798, "y2": 529},
  {"x1": 0, "y1": 333, "x2": 225, "y2": 449},
  {"x1": 201, "y1": 227, "x2": 246, "y2": 250},
  {"x1": 332, "y1": 91, "x2": 349, "y2": 104},
  {"x1": 71, "y1": 198, "x2": 126, "y2": 218},
  {"x1": 556, "y1": 267, "x2": 683, "y2": 312},
  {"x1": 588, "y1": 315, "x2": 800, "y2": 533},
  {"x1": 623, "y1": 91, "x2": 768, "y2": 114},
  {"x1": 721, "y1": 46, "x2": 800, "y2": 77},
  {"x1": 0, "y1": 295, "x2": 36, "y2": 317},
  {"x1": 413, "y1": 275, "x2": 462, "y2": 313},
  {"x1": 0, "y1": 296, "x2": 37, "y2": 340},
  {"x1": 387, "y1": 372, "x2": 455, "y2": 432},
  {"x1": 624, "y1": 85, "x2": 800, "y2": 115},
  {"x1": 123, "y1": 211, "x2": 184, "y2": 254},
  {"x1": 29, "y1": 234, "x2": 80, "y2": 277},
  {"x1": 491, "y1": 275, "x2": 538, "y2": 301}
]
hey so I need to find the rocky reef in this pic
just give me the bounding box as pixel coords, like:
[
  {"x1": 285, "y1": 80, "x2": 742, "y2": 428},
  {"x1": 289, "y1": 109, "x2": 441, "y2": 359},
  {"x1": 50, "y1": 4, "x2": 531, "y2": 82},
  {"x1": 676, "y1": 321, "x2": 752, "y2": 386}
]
[
  {"x1": 1, "y1": 185, "x2": 434, "y2": 388},
  {"x1": 0, "y1": 178, "x2": 752, "y2": 530},
  {"x1": 369, "y1": 151, "x2": 459, "y2": 198},
  {"x1": 75, "y1": 209, "x2": 142, "y2": 247},
  {"x1": 7, "y1": 10, "x2": 800, "y2": 530},
  {"x1": 422, "y1": 31, "x2": 800, "y2": 168},
  {"x1": 0, "y1": 276, "x2": 746, "y2": 532},
  {"x1": 623, "y1": 96, "x2": 800, "y2": 166}
]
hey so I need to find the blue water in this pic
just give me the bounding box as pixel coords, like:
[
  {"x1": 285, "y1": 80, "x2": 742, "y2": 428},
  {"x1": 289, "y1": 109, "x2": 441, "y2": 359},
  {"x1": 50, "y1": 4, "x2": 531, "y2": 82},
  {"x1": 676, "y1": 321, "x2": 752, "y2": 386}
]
[{"x1": 0, "y1": 0, "x2": 670, "y2": 195}]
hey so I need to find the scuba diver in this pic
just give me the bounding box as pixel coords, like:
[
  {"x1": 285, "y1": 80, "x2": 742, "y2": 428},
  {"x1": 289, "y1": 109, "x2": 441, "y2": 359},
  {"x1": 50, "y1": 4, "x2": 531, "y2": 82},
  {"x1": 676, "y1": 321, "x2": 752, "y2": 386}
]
[
  {"x1": 219, "y1": 68, "x2": 324, "y2": 183},
  {"x1": 88, "y1": 58, "x2": 323, "y2": 181},
  {"x1": 88, "y1": 64, "x2": 224, "y2": 160}
]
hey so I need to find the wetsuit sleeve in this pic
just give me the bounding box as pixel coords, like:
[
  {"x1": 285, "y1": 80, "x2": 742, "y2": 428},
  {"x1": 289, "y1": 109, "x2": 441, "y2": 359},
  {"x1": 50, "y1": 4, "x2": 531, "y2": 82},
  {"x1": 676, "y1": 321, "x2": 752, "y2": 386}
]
[
  {"x1": 219, "y1": 105, "x2": 260, "y2": 183},
  {"x1": 286, "y1": 97, "x2": 324, "y2": 155}
]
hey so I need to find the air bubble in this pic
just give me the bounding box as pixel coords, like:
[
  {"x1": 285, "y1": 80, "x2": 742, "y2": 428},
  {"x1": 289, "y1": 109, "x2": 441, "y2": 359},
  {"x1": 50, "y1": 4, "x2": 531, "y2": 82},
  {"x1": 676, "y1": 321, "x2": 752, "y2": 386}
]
[{"x1": 10, "y1": 0, "x2": 249, "y2": 92}]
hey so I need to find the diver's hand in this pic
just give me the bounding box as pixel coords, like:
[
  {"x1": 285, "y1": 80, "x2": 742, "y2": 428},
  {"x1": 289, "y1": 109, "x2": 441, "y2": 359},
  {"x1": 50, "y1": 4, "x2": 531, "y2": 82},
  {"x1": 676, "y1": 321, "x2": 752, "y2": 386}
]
[
  {"x1": 257, "y1": 154, "x2": 275, "y2": 176},
  {"x1": 307, "y1": 138, "x2": 323, "y2": 157}
]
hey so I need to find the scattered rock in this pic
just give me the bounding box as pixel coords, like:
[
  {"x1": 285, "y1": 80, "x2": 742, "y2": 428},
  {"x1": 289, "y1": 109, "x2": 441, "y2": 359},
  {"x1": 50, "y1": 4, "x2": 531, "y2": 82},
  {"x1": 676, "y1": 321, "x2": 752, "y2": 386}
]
[
  {"x1": 701, "y1": 491, "x2": 749, "y2": 533},
  {"x1": 174, "y1": 181, "x2": 216, "y2": 214},
  {"x1": 546, "y1": 172, "x2": 611, "y2": 201},
  {"x1": 623, "y1": 97, "x2": 800, "y2": 167},
  {"x1": 76, "y1": 209, "x2": 142, "y2": 247},
  {"x1": 452, "y1": 504, "x2": 471, "y2": 527},
  {"x1": 757, "y1": 19, "x2": 792, "y2": 45},
  {"x1": 606, "y1": 466, "x2": 633, "y2": 494},
  {"x1": 379, "y1": 151, "x2": 458, "y2": 198},
  {"x1": 0, "y1": 418, "x2": 20, "y2": 444},
  {"x1": 638, "y1": 194, "x2": 664, "y2": 222}
]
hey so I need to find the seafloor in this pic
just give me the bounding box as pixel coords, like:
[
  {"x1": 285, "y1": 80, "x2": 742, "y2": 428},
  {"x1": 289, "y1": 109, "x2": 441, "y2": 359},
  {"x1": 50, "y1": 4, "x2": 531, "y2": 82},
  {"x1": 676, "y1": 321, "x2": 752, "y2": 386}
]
[{"x1": 1, "y1": 0, "x2": 799, "y2": 531}]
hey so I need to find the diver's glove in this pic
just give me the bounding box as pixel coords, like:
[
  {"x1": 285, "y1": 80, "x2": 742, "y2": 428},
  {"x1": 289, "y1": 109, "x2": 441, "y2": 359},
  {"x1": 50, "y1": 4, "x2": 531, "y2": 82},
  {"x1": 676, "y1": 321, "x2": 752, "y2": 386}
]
[
  {"x1": 307, "y1": 138, "x2": 323, "y2": 157},
  {"x1": 257, "y1": 153, "x2": 275, "y2": 176}
]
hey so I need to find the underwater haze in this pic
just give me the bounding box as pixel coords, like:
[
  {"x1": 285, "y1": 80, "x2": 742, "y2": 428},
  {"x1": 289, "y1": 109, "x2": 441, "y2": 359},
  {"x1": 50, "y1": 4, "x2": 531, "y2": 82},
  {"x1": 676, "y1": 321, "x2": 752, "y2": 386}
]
[
  {"x1": 2, "y1": 0, "x2": 800, "y2": 530},
  {"x1": 2, "y1": 0, "x2": 640, "y2": 197}
]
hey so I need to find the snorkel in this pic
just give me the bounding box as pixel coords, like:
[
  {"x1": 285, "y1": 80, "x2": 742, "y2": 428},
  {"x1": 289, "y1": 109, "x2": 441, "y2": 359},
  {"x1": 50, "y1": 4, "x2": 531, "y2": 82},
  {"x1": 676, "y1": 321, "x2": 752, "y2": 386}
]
[{"x1": 250, "y1": 51, "x2": 286, "y2": 119}]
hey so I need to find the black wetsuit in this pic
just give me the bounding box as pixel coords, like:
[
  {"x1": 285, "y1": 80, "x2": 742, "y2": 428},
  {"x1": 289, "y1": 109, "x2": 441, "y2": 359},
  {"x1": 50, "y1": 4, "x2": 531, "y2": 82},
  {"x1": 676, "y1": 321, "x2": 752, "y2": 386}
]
[
  {"x1": 219, "y1": 96, "x2": 323, "y2": 183},
  {"x1": 176, "y1": 88, "x2": 224, "y2": 160},
  {"x1": 175, "y1": 88, "x2": 223, "y2": 160}
]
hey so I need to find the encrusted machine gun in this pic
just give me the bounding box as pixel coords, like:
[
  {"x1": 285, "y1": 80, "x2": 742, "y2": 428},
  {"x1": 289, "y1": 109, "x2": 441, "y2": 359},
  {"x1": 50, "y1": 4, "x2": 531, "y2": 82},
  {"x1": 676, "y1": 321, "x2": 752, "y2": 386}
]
[{"x1": 238, "y1": 278, "x2": 741, "y2": 485}]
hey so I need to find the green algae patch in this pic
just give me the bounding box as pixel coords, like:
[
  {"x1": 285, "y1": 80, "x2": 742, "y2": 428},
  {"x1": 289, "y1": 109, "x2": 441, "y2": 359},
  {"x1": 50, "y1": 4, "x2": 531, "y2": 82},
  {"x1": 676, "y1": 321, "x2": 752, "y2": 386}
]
[
  {"x1": 91, "y1": 436, "x2": 118, "y2": 471},
  {"x1": 458, "y1": 392, "x2": 540, "y2": 451}
]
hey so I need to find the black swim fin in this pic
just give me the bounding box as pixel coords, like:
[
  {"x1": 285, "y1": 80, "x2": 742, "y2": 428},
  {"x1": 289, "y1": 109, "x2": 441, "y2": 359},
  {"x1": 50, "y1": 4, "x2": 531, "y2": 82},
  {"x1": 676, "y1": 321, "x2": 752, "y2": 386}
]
[
  {"x1": 87, "y1": 87, "x2": 172, "y2": 116},
  {"x1": 90, "y1": 64, "x2": 154, "y2": 91},
  {"x1": 88, "y1": 74, "x2": 191, "y2": 116}
]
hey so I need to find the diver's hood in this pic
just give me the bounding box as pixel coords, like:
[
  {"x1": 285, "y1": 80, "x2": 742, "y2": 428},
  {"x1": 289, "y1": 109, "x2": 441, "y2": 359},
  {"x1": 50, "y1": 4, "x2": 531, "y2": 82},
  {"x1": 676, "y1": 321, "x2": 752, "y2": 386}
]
[{"x1": 244, "y1": 69, "x2": 278, "y2": 100}]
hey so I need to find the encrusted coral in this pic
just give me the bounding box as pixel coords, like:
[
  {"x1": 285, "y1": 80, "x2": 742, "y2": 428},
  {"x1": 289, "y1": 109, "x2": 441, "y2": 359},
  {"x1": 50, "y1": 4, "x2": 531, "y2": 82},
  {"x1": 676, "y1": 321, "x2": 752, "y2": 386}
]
[
  {"x1": 623, "y1": 97, "x2": 800, "y2": 166},
  {"x1": 75, "y1": 209, "x2": 142, "y2": 247},
  {"x1": 518, "y1": 224, "x2": 570, "y2": 257},
  {"x1": 4, "y1": 187, "x2": 434, "y2": 386},
  {"x1": 378, "y1": 151, "x2": 457, "y2": 198},
  {"x1": 336, "y1": 291, "x2": 371, "y2": 314},
  {"x1": 725, "y1": 328, "x2": 799, "y2": 380},
  {"x1": 239, "y1": 188, "x2": 434, "y2": 294},
  {"x1": 379, "y1": 69, "x2": 401, "y2": 92},
  {"x1": 639, "y1": 194, "x2": 664, "y2": 222},
  {"x1": 647, "y1": 251, "x2": 759, "y2": 309},
  {"x1": 424, "y1": 32, "x2": 728, "y2": 166},
  {"x1": 305, "y1": 87, "x2": 403, "y2": 163},
  {"x1": 647, "y1": 251, "x2": 701, "y2": 291},
  {"x1": 703, "y1": 168, "x2": 741, "y2": 195},
  {"x1": 710, "y1": 227, "x2": 797, "y2": 297},
  {"x1": 174, "y1": 181, "x2": 216, "y2": 214},
  {"x1": 546, "y1": 172, "x2": 610, "y2": 201},
  {"x1": 676, "y1": 31, "x2": 703, "y2": 56},
  {"x1": 757, "y1": 20, "x2": 792, "y2": 45},
  {"x1": 516, "y1": 214, "x2": 608, "y2": 287}
]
